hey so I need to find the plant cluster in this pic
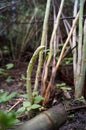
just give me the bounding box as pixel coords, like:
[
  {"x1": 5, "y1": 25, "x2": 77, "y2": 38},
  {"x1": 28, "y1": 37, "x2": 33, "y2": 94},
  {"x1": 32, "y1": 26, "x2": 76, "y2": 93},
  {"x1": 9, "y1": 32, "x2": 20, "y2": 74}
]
[
  {"x1": 26, "y1": 0, "x2": 86, "y2": 107},
  {"x1": 0, "y1": 0, "x2": 86, "y2": 129}
]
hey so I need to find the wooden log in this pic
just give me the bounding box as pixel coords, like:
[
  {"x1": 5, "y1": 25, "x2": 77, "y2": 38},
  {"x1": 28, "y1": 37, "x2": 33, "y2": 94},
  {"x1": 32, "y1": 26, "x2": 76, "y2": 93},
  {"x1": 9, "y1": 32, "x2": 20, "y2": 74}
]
[{"x1": 15, "y1": 104, "x2": 67, "y2": 130}]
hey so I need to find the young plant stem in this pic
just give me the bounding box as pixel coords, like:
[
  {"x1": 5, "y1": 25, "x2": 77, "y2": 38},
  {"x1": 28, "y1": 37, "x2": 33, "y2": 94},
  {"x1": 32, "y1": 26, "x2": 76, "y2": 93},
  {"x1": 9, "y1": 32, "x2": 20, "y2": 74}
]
[
  {"x1": 72, "y1": 0, "x2": 78, "y2": 85},
  {"x1": 34, "y1": 0, "x2": 51, "y2": 92},
  {"x1": 42, "y1": 0, "x2": 65, "y2": 96},
  {"x1": 43, "y1": 0, "x2": 59, "y2": 105},
  {"x1": 52, "y1": 0, "x2": 59, "y2": 58},
  {"x1": 62, "y1": 13, "x2": 72, "y2": 48},
  {"x1": 75, "y1": 19, "x2": 86, "y2": 98},
  {"x1": 27, "y1": 46, "x2": 45, "y2": 104},
  {"x1": 76, "y1": 0, "x2": 84, "y2": 88}
]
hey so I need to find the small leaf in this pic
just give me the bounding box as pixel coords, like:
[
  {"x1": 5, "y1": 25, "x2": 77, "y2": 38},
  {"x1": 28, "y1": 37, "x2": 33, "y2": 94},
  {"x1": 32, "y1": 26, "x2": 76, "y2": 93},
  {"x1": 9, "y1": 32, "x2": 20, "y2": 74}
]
[
  {"x1": 56, "y1": 83, "x2": 66, "y2": 88},
  {"x1": 23, "y1": 101, "x2": 31, "y2": 108},
  {"x1": 6, "y1": 63, "x2": 14, "y2": 70},
  {"x1": 32, "y1": 91, "x2": 38, "y2": 96},
  {"x1": 19, "y1": 94, "x2": 27, "y2": 98},
  {"x1": 79, "y1": 96, "x2": 84, "y2": 100},
  {"x1": 5, "y1": 76, "x2": 12, "y2": 82},
  {"x1": 0, "y1": 89, "x2": 4, "y2": 94},
  {"x1": 34, "y1": 95, "x2": 44, "y2": 104},
  {"x1": 31, "y1": 104, "x2": 41, "y2": 109},
  {"x1": 27, "y1": 106, "x2": 32, "y2": 111},
  {"x1": 0, "y1": 92, "x2": 8, "y2": 103},
  {"x1": 62, "y1": 87, "x2": 72, "y2": 91},
  {"x1": 0, "y1": 68, "x2": 5, "y2": 74},
  {"x1": 0, "y1": 92, "x2": 17, "y2": 103},
  {"x1": 6, "y1": 92, "x2": 17, "y2": 101},
  {"x1": 68, "y1": 114, "x2": 74, "y2": 119},
  {"x1": 16, "y1": 107, "x2": 25, "y2": 115},
  {"x1": 21, "y1": 74, "x2": 26, "y2": 80}
]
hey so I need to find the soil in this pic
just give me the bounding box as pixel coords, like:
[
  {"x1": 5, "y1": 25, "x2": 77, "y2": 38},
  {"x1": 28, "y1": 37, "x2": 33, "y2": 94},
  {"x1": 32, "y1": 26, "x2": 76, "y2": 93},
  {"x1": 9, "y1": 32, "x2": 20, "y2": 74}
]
[
  {"x1": 60, "y1": 109, "x2": 86, "y2": 130},
  {"x1": 0, "y1": 61, "x2": 86, "y2": 130}
]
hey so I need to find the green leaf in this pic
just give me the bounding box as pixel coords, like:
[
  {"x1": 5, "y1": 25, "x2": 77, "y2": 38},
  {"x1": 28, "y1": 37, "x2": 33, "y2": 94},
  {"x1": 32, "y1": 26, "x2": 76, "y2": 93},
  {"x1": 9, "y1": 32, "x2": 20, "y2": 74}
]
[
  {"x1": 16, "y1": 107, "x2": 25, "y2": 115},
  {"x1": 23, "y1": 101, "x2": 31, "y2": 108},
  {"x1": 32, "y1": 91, "x2": 38, "y2": 96},
  {"x1": 27, "y1": 106, "x2": 32, "y2": 111},
  {"x1": 6, "y1": 63, "x2": 14, "y2": 70},
  {"x1": 21, "y1": 74, "x2": 26, "y2": 80},
  {"x1": 0, "y1": 68, "x2": 5, "y2": 74},
  {"x1": 0, "y1": 110, "x2": 20, "y2": 129},
  {"x1": 5, "y1": 76, "x2": 13, "y2": 82},
  {"x1": 31, "y1": 104, "x2": 41, "y2": 109},
  {"x1": 56, "y1": 83, "x2": 66, "y2": 88},
  {"x1": 19, "y1": 94, "x2": 28, "y2": 98},
  {"x1": 34, "y1": 95, "x2": 44, "y2": 104},
  {"x1": 61, "y1": 87, "x2": 72, "y2": 91},
  {"x1": 0, "y1": 89, "x2": 4, "y2": 93},
  {"x1": 0, "y1": 92, "x2": 8, "y2": 103},
  {"x1": 68, "y1": 114, "x2": 74, "y2": 119},
  {"x1": 0, "y1": 92, "x2": 17, "y2": 103},
  {"x1": 6, "y1": 92, "x2": 17, "y2": 101}
]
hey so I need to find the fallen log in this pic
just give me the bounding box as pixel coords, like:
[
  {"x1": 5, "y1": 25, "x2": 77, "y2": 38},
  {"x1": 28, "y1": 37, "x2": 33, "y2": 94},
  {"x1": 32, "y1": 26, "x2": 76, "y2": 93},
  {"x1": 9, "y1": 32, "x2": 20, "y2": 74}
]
[{"x1": 15, "y1": 104, "x2": 67, "y2": 130}]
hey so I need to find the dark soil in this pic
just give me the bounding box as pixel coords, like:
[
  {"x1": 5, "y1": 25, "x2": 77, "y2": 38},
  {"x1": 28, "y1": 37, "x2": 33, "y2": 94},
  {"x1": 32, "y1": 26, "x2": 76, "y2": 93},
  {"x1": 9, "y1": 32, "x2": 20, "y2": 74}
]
[
  {"x1": 60, "y1": 109, "x2": 86, "y2": 130},
  {"x1": 0, "y1": 61, "x2": 86, "y2": 130},
  {"x1": 59, "y1": 99, "x2": 86, "y2": 130}
]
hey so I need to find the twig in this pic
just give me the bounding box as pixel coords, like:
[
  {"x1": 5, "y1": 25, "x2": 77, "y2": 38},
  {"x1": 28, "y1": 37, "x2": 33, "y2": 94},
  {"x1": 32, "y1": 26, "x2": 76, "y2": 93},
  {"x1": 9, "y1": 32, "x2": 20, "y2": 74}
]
[
  {"x1": 56, "y1": 11, "x2": 79, "y2": 70},
  {"x1": 66, "y1": 105, "x2": 86, "y2": 112},
  {"x1": 8, "y1": 98, "x2": 24, "y2": 112}
]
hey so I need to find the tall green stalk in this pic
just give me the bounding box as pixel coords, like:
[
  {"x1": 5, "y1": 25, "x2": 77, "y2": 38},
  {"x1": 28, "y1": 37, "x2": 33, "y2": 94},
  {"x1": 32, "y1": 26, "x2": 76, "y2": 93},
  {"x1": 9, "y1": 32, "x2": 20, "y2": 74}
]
[
  {"x1": 27, "y1": 46, "x2": 45, "y2": 104},
  {"x1": 75, "y1": 0, "x2": 84, "y2": 98},
  {"x1": 76, "y1": 0, "x2": 84, "y2": 79},
  {"x1": 72, "y1": 0, "x2": 78, "y2": 85},
  {"x1": 75, "y1": 19, "x2": 86, "y2": 98},
  {"x1": 34, "y1": 0, "x2": 51, "y2": 91}
]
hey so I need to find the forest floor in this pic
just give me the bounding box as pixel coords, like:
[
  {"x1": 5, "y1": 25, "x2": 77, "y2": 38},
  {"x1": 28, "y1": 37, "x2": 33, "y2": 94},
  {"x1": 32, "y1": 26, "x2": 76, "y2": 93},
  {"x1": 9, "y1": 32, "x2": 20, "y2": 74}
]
[{"x1": 0, "y1": 61, "x2": 86, "y2": 130}]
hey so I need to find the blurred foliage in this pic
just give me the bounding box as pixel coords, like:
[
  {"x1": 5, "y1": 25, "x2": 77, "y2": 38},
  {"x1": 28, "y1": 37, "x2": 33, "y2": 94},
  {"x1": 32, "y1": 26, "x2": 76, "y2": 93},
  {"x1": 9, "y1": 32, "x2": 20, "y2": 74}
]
[
  {"x1": 0, "y1": 110, "x2": 19, "y2": 130},
  {"x1": 0, "y1": 89, "x2": 17, "y2": 103},
  {"x1": 0, "y1": 0, "x2": 46, "y2": 60},
  {"x1": 0, "y1": 0, "x2": 74, "y2": 60}
]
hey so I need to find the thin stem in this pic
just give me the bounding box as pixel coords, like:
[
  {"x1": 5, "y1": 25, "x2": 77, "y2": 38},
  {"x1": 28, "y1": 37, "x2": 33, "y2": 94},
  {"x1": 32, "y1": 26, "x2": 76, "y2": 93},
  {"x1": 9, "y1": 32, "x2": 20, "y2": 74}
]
[
  {"x1": 42, "y1": 0, "x2": 65, "y2": 96},
  {"x1": 72, "y1": 0, "x2": 78, "y2": 85},
  {"x1": 62, "y1": 13, "x2": 72, "y2": 48},
  {"x1": 75, "y1": 0, "x2": 84, "y2": 98},
  {"x1": 43, "y1": 12, "x2": 79, "y2": 105},
  {"x1": 27, "y1": 46, "x2": 45, "y2": 104},
  {"x1": 76, "y1": 0, "x2": 84, "y2": 82},
  {"x1": 56, "y1": 12, "x2": 79, "y2": 70},
  {"x1": 34, "y1": 0, "x2": 51, "y2": 91},
  {"x1": 75, "y1": 19, "x2": 86, "y2": 98}
]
